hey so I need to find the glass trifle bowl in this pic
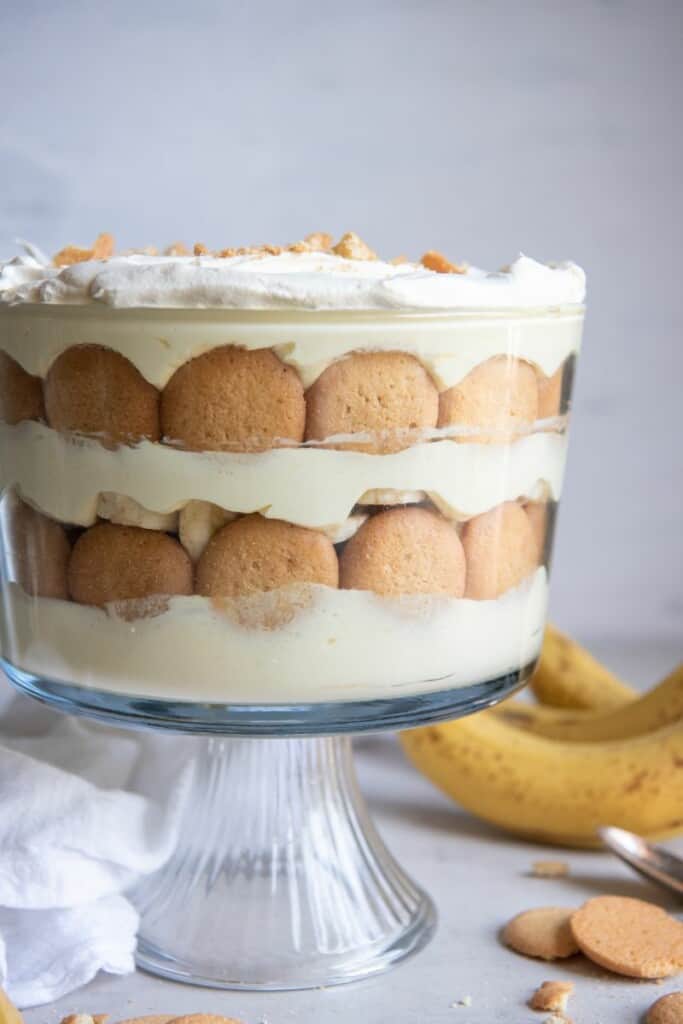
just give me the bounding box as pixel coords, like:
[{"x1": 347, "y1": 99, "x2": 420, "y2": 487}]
[{"x1": 0, "y1": 235, "x2": 585, "y2": 988}]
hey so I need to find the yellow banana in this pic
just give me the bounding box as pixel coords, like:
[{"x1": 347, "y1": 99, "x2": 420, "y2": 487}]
[
  {"x1": 531, "y1": 624, "x2": 636, "y2": 710},
  {"x1": 0, "y1": 988, "x2": 22, "y2": 1024},
  {"x1": 492, "y1": 699, "x2": 591, "y2": 732},
  {"x1": 498, "y1": 663, "x2": 683, "y2": 742},
  {"x1": 400, "y1": 712, "x2": 683, "y2": 848}
]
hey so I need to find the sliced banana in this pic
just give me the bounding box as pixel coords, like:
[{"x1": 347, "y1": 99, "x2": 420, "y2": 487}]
[
  {"x1": 97, "y1": 493, "x2": 179, "y2": 532},
  {"x1": 426, "y1": 492, "x2": 458, "y2": 520},
  {"x1": 357, "y1": 488, "x2": 427, "y2": 507},
  {"x1": 179, "y1": 500, "x2": 237, "y2": 561},
  {"x1": 319, "y1": 513, "x2": 368, "y2": 545}
]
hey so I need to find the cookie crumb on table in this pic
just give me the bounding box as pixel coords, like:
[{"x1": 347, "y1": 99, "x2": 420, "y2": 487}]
[
  {"x1": 531, "y1": 860, "x2": 570, "y2": 878},
  {"x1": 529, "y1": 979, "x2": 574, "y2": 1012}
]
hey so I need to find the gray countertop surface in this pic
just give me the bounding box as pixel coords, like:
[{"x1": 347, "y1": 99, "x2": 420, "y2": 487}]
[{"x1": 22, "y1": 638, "x2": 683, "y2": 1024}]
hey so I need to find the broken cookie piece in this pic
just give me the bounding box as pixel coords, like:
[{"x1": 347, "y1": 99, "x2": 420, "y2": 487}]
[
  {"x1": 531, "y1": 860, "x2": 570, "y2": 879},
  {"x1": 529, "y1": 980, "x2": 574, "y2": 1012}
]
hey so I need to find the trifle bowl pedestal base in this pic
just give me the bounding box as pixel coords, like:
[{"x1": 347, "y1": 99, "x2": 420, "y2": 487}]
[
  {"x1": 3, "y1": 660, "x2": 533, "y2": 989},
  {"x1": 133, "y1": 734, "x2": 435, "y2": 990}
]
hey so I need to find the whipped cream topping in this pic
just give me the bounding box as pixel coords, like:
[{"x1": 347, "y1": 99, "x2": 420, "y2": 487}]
[{"x1": 0, "y1": 249, "x2": 586, "y2": 311}]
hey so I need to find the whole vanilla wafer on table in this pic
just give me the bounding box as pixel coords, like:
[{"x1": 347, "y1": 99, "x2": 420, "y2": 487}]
[{"x1": 571, "y1": 896, "x2": 683, "y2": 979}]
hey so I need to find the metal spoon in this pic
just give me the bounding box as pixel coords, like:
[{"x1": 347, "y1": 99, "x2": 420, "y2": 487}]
[{"x1": 598, "y1": 826, "x2": 683, "y2": 897}]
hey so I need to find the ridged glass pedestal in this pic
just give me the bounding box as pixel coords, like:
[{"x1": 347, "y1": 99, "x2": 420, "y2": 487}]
[
  {"x1": 134, "y1": 735, "x2": 435, "y2": 989},
  {"x1": 4, "y1": 660, "x2": 531, "y2": 989}
]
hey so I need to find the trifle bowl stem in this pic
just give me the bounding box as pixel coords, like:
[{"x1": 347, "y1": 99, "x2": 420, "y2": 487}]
[{"x1": 133, "y1": 733, "x2": 436, "y2": 989}]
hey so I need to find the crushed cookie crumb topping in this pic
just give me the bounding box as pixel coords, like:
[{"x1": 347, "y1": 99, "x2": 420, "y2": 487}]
[
  {"x1": 288, "y1": 232, "x2": 333, "y2": 254},
  {"x1": 53, "y1": 232, "x2": 115, "y2": 267},
  {"x1": 332, "y1": 232, "x2": 378, "y2": 261},
  {"x1": 165, "y1": 241, "x2": 190, "y2": 256},
  {"x1": 50, "y1": 232, "x2": 471, "y2": 274},
  {"x1": 303, "y1": 231, "x2": 333, "y2": 251},
  {"x1": 421, "y1": 250, "x2": 467, "y2": 275}
]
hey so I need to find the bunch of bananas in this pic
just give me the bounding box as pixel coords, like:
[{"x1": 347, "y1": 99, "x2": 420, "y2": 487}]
[
  {"x1": 0, "y1": 988, "x2": 22, "y2": 1024},
  {"x1": 400, "y1": 626, "x2": 683, "y2": 848}
]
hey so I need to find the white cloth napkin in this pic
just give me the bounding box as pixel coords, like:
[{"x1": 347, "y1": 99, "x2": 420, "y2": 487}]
[{"x1": 0, "y1": 677, "x2": 192, "y2": 1008}]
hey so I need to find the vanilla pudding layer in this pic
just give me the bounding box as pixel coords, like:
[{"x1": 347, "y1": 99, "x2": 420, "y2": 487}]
[
  {"x1": 1, "y1": 420, "x2": 568, "y2": 529},
  {"x1": 0, "y1": 304, "x2": 582, "y2": 392},
  {"x1": 0, "y1": 570, "x2": 548, "y2": 702}
]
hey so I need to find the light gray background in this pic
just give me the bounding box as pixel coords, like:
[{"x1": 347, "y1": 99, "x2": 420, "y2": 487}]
[{"x1": 1, "y1": 0, "x2": 681, "y2": 642}]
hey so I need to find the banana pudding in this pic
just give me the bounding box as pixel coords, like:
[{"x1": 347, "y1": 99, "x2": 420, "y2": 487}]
[{"x1": 0, "y1": 233, "x2": 584, "y2": 702}]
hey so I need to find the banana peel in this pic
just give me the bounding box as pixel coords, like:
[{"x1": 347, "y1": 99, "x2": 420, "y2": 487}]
[
  {"x1": 0, "y1": 988, "x2": 22, "y2": 1024},
  {"x1": 498, "y1": 663, "x2": 683, "y2": 742},
  {"x1": 400, "y1": 710, "x2": 683, "y2": 848},
  {"x1": 401, "y1": 625, "x2": 683, "y2": 848},
  {"x1": 531, "y1": 624, "x2": 636, "y2": 710}
]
